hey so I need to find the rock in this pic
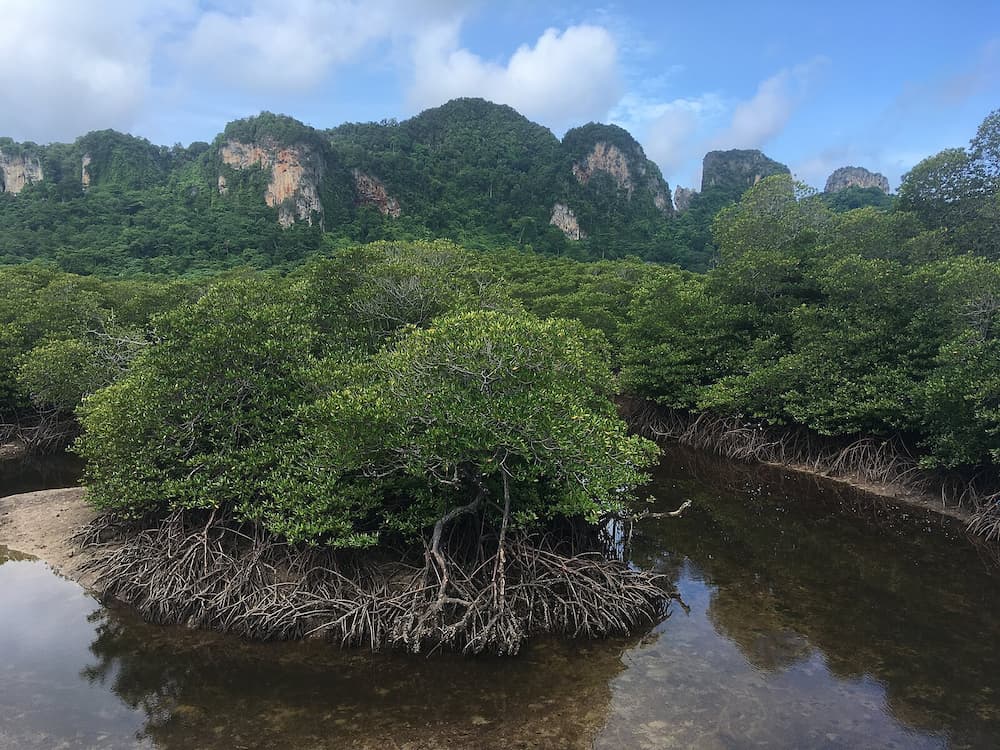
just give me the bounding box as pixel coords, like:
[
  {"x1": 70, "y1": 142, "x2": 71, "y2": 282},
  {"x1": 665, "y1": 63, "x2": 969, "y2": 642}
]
[
  {"x1": 824, "y1": 166, "x2": 890, "y2": 194},
  {"x1": 571, "y1": 140, "x2": 673, "y2": 216},
  {"x1": 651, "y1": 184, "x2": 672, "y2": 215},
  {"x1": 81, "y1": 153, "x2": 92, "y2": 188},
  {"x1": 217, "y1": 174, "x2": 228, "y2": 195},
  {"x1": 550, "y1": 202, "x2": 585, "y2": 240},
  {"x1": 573, "y1": 142, "x2": 635, "y2": 195},
  {"x1": 701, "y1": 149, "x2": 790, "y2": 195},
  {"x1": 0, "y1": 149, "x2": 43, "y2": 194},
  {"x1": 352, "y1": 169, "x2": 401, "y2": 218},
  {"x1": 673, "y1": 186, "x2": 698, "y2": 213},
  {"x1": 219, "y1": 139, "x2": 324, "y2": 228}
]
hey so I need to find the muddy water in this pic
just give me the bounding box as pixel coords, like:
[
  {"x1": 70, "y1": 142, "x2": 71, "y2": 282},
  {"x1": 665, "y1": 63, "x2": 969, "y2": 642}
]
[{"x1": 1, "y1": 448, "x2": 998, "y2": 749}]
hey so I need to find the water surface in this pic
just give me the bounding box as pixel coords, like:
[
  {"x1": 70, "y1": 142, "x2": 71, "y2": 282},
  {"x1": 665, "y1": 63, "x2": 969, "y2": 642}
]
[{"x1": 1, "y1": 449, "x2": 998, "y2": 749}]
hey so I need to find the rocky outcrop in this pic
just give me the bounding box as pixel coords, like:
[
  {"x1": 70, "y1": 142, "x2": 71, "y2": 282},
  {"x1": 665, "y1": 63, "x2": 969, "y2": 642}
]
[
  {"x1": 651, "y1": 184, "x2": 672, "y2": 215},
  {"x1": 701, "y1": 149, "x2": 790, "y2": 195},
  {"x1": 573, "y1": 142, "x2": 634, "y2": 195},
  {"x1": 219, "y1": 139, "x2": 324, "y2": 228},
  {"x1": 81, "y1": 154, "x2": 92, "y2": 188},
  {"x1": 824, "y1": 166, "x2": 890, "y2": 194},
  {"x1": 572, "y1": 141, "x2": 673, "y2": 216},
  {"x1": 673, "y1": 186, "x2": 698, "y2": 213},
  {"x1": 0, "y1": 149, "x2": 43, "y2": 194},
  {"x1": 217, "y1": 174, "x2": 228, "y2": 195},
  {"x1": 352, "y1": 169, "x2": 401, "y2": 218},
  {"x1": 550, "y1": 202, "x2": 585, "y2": 240}
]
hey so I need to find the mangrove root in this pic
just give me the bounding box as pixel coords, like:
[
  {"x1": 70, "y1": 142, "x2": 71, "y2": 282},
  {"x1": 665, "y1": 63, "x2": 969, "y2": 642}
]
[{"x1": 75, "y1": 510, "x2": 674, "y2": 655}]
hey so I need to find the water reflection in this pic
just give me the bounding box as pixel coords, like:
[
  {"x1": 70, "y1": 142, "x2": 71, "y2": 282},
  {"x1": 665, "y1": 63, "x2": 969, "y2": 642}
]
[
  {"x1": 1, "y1": 544, "x2": 631, "y2": 749},
  {"x1": 77, "y1": 607, "x2": 630, "y2": 749},
  {"x1": 603, "y1": 449, "x2": 1000, "y2": 749},
  {"x1": 0, "y1": 453, "x2": 83, "y2": 496},
  {"x1": 1, "y1": 448, "x2": 999, "y2": 748}
]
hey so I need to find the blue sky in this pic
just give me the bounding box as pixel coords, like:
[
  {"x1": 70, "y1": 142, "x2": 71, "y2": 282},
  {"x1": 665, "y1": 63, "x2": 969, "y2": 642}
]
[{"x1": 1, "y1": 0, "x2": 997, "y2": 191}]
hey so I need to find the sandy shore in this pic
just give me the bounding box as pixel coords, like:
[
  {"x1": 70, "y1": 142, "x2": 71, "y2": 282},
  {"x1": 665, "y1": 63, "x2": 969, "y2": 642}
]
[{"x1": 0, "y1": 487, "x2": 99, "y2": 586}]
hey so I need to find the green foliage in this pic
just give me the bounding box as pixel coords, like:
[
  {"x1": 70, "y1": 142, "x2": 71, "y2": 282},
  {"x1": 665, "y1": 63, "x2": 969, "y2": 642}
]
[
  {"x1": 701, "y1": 149, "x2": 791, "y2": 204},
  {"x1": 17, "y1": 338, "x2": 111, "y2": 412},
  {"x1": 9, "y1": 105, "x2": 1000, "y2": 488},
  {"x1": 820, "y1": 186, "x2": 894, "y2": 212},
  {"x1": 621, "y1": 149, "x2": 1000, "y2": 468},
  {"x1": 0, "y1": 265, "x2": 197, "y2": 416},
  {"x1": 75, "y1": 243, "x2": 656, "y2": 547},
  {"x1": 268, "y1": 309, "x2": 657, "y2": 544},
  {"x1": 222, "y1": 112, "x2": 327, "y2": 151},
  {"x1": 898, "y1": 109, "x2": 1000, "y2": 258},
  {"x1": 76, "y1": 130, "x2": 172, "y2": 190},
  {"x1": 76, "y1": 278, "x2": 316, "y2": 520}
]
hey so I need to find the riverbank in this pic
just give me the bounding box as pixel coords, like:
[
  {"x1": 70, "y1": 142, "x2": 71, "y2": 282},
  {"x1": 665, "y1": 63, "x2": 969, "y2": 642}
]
[
  {"x1": 618, "y1": 399, "x2": 995, "y2": 538},
  {"x1": 760, "y1": 458, "x2": 975, "y2": 525},
  {"x1": 0, "y1": 487, "x2": 97, "y2": 585}
]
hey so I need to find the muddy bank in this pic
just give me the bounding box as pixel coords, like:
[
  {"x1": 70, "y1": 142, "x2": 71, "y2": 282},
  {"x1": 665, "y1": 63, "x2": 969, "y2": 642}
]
[
  {"x1": 618, "y1": 398, "x2": 988, "y2": 532},
  {"x1": 761, "y1": 459, "x2": 975, "y2": 524},
  {"x1": 0, "y1": 487, "x2": 98, "y2": 585}
]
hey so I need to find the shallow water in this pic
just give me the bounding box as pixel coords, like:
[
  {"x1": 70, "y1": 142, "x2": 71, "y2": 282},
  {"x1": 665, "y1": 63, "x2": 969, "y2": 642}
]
[{"x1": 1, "y1": 449, "x2": 998, "y2": 749}]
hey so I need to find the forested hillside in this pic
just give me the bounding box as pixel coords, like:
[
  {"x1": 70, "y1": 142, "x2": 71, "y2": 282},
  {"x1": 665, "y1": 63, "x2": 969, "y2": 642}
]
[{"x1": 1, "y1": 99, "x2": 693, "y2": 273}]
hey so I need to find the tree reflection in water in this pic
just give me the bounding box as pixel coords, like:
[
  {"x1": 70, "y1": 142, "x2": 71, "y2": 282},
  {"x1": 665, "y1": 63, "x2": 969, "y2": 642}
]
[
  {"x1": 81, "y1": 601, "x2": 635, "y2": 750},
  {"x1": 4, "y1": 445, "x2": 999, "y2": 749},
  {"x1": 607, "y1": 447, "x2": 1000, "y2": 749}
]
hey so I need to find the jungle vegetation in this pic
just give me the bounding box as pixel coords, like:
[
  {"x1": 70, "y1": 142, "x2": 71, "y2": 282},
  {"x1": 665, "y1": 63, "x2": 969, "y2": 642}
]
[{"x1": 0, "y1": 107, "x2": 998, "y2": 650}]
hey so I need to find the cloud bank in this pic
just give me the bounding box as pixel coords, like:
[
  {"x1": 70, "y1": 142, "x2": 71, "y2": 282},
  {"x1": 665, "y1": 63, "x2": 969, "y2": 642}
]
[
  {"x1": 408, "y1": 23, "x2": 623, "y2": 133},
  {"x1": 0, "y1": 0, "x2": 187, "y2": 142}
]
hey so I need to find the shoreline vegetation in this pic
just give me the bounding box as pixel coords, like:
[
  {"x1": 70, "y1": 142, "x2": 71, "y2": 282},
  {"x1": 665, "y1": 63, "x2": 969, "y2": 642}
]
[
  {"x1": 619, "y1": 399, "x2": 1000, "y2": 544},
  {"x1": 0, "y1": 423, "x2": 994, "y2": 655},
  {"x1": 2, "y1": 108, "x2": 999, "y2": 653}
]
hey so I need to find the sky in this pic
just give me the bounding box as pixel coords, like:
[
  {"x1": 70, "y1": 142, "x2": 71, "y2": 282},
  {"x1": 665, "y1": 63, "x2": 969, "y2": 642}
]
[{"x1": 0, "y1": 0, "x2": 997, "y2": 191}]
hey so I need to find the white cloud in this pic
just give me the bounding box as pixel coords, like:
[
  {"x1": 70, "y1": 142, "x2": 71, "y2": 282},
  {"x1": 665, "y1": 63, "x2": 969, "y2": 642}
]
[
  {"x1": 407, "y1": 24, "x2": 623, "y2": 132},
  {"x1": 612, "y1": 93, "x2": 725, "y2": 176},
  {"x1": 0, "y1": 1, "x2": 194, "y2": 142},
  {"x1": 180, "y1": 0, "x2": 472, "y2": 92},
  {"x1": 710, "y1": 58, "x2": 828, "y2": 150}
]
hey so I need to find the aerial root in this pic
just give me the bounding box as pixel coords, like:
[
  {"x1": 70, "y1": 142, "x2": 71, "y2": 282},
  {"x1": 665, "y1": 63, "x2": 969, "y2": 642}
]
[{"x1": 75, "y1": 510, "x2": 673, "y2": 655}]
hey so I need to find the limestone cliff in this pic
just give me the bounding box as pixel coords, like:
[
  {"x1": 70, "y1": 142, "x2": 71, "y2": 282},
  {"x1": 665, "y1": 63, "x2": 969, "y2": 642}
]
[
  {"x1": 573, "y1": 142, "x2": 634, "y2": 194},
  {"x1": 549, "y1": 202, "x2": 585, "y2": 240},
  {"x1": 219, "y1": 139, "x2": 324, "y2": 228},
  {"x1": 81, "y1": 154, "x2": 92, "y2": 188},
  {"x1": 0, "y1": 149, "x2": 43, "y2": 194},
  {"x1": 673, "y1": 186, "x2": 698, "y2": 213},
  {"x1": 352, "y1": 169, "x2": 401, "y2": 218},
  {"x1": 824, "y1": 166, "x2": 890, "y2": 194},
  {"x1": 571, "y1": 141, "x2": 673, "y2": 216},
  {"x1": 701, "y1": 150, "x2": 790, "y2": 196}
]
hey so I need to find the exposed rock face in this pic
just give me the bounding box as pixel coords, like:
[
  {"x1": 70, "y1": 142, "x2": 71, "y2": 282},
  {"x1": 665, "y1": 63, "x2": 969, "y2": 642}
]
[
  {"x1": 572, "y1": 141, "x2": 673, "y2": 216},
  {"x1": 673, "y1": 186, "x2": 698, "y2": 213},
  {"x1": 651, "y1": 184, "x2": 672, "y2": 215},
  {"x1": 352, "y1": 169, "x2": 401, "y2": 218},
  {"x1": 219, "y1": 139, "x2": 324, "y2": 228},
  {"x1": 701, "y1": 149, "x2": 790, "y2": 194},
  {"x1": 550, "y1": 202, "x2": 585, "y2": 240},
  {"x1": 81, "y1": 154, "x2": 92, "y2": 188},
  {"x1": 0, "y1": 149, "x2": 43, "y2": 194},
  {"x1": 824, "y1": 166, "x2": 890, "y2": 194},
  {"x1": 217, "y1": 174, "x2": 228, "y2": 195},
  {"x1": 573, "y1": 142, "x2": 634, "y2": 194}
]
